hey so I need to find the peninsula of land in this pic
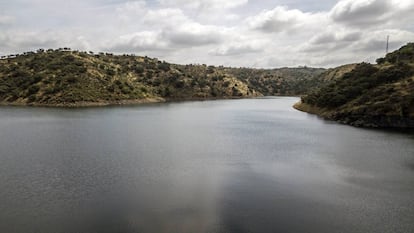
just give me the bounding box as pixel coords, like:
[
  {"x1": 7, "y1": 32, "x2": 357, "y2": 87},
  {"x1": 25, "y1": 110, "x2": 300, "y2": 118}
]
[{"x1": 295, "y1": 43, "x2": 414, "y2": 128}]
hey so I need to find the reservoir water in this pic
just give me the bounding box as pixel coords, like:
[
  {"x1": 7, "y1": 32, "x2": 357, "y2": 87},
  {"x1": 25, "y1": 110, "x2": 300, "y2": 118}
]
[{"x1": 0, "y1": 97, "x2": 413, "y2": 233}]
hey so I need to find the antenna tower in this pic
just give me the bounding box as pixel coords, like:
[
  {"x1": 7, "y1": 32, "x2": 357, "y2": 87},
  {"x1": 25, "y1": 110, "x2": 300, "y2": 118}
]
[{"x1": 386, "y1": 35, "x2": 389, "y2": 54}]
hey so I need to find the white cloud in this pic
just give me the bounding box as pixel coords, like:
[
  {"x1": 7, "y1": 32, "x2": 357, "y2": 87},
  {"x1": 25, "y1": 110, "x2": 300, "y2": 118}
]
[
  {"x1": 159, "y1": 0, "x2": 248, "y2": 10},
  {"x1": 211, "y1": 39, "x2": 265, "y2": 56},
  {"x1": 309, "y1": 30, "x2": 362, "y2": 45},
  {"x1": 163, "y1": 23, "x2": 225, "y2": 46},
  {"x1": 0, "y1": 15, "x2": 14, "y2": 25},
  {"x1": 143, "y1": 8, "x2": 188, "y2": 26},
  {"x1": 330, "y1": 0, "x2": 392, "y2": 26},
  {"x1": 111, "y1": 4, "x2": 226, "y2": 52},
  {"x1": 330, "y1": 0, "x2": 414, "y2": 28},
  {"x1": 0, "y1": 30, "x2": 96, "y2": 55},
  {"x1": 353, "y1": 29, "x2": 414, "y2": 52},
  {"x1": 246, "y1": 6, "x2": 328, "y2": 35},
  {"x1": 0, "y1": 0, "x2": 413, "y2": 67},
  {"x1": 108, "y1": 31, "x2": 169, "y2": 52},
  {"x1": 116, "y1": 1, "x2": 147, "y2": 22},
  {"x1": 247, "y1": 6, "x2": 306, "y2": 33}
]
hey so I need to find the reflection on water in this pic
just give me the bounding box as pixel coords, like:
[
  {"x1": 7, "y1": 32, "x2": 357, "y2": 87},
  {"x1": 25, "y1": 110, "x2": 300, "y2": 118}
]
[{"x1": 0, "y1": 97, "x2": 413, "y2": 233}]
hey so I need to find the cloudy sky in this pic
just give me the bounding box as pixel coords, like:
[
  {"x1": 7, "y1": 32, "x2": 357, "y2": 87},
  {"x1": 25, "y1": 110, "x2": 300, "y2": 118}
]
[{"x1": 0, "y1": 0, "x2": 413, "y2": 68}]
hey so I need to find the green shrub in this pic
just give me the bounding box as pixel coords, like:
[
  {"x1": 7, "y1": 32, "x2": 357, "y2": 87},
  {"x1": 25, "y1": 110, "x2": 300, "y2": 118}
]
[
  {"x1": 158, "y1": 62, "x2": 170, "y2": 72},
  {"x1": 106, "y1": 68, "x2": 116, "y2": 76},
  {"x1": 27, "y1": 95, "x2": 37, "y2": 102},
  {"x1": 134, "y1": 65, "x2": 144, "y2": 74},
  {"x1": 28, "y1": 85, "x2": 40, "y2": 95}
]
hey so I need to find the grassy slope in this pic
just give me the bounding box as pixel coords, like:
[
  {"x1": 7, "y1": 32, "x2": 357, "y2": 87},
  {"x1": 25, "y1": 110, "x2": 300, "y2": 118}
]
[
  {"x1": 296, "y1": 43, "x2": 414, "y2": 128},
  {"x1": 0, "y1": 49, "x2": 325, "y2": 106}
]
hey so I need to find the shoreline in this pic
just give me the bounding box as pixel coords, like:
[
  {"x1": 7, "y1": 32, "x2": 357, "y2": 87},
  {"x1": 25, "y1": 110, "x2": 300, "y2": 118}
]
[
  {"x1": 0, "y1": 95, "x2": 268, "y2": 108},
  {"x1": 0, "y1": 97, "x2": 166, "y2": 108},
  {"x1": 292, "y1": 101, "x2": 328, "y2": 116},
  {"x1": 293, "y1": 101, "x2": 414, "y2": 129}
]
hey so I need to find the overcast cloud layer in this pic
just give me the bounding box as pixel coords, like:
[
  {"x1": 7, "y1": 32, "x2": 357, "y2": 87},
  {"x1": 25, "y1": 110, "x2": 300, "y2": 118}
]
[{"x1": 0, "y1": 0, "x2": 413, "y2": 68}]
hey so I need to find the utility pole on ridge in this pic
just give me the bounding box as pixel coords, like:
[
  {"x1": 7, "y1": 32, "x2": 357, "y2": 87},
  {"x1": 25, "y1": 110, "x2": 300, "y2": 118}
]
[{"x1": 386, "y1": 35, "x2": 389, "y2": 54}]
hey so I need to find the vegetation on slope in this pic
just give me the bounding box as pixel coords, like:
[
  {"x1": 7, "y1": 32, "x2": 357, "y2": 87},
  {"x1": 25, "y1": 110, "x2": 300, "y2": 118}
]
[
  {"x1": 225, "y1": 67, "x2": 325, "y2": 96},
  {"x1": 0, "y1": 49, "x2": 258, "y2": 106},
  {"x1": 0, "y1": 48, "x2": 325, "y2": 106},
  {"x1": 296, "y1": 43, "x2": 414, "y2": 128}
]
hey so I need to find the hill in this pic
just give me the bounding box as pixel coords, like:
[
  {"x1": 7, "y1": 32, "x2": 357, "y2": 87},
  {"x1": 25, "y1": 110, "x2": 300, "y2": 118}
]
[
  {"x1": 0, "y1": 49, "x2": 325, "y2": 107},
  {"x1": 225, "y1": 67, "x2": 325, "y2": 96},
  {"x1": 295, "y1": 43, "x2": 414, "y2": 128}
]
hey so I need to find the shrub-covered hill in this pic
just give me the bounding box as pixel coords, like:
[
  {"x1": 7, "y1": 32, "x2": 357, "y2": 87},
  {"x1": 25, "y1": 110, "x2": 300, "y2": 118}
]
[
  {"x1": 312, "y1": 64, "x2": 357, "y2": 82},
  {"x1": 295, "y1": 43, "x2": 414, "y2": 128},
  {"x1": 0, "y1": 48, "x2": 325, "y2": 106},
  {"x1": 0, "y1": 49, "x2": 258, "y2": 106},
  {"x1": 225, "y1": 67, "x2": 325, "y2": 96}
]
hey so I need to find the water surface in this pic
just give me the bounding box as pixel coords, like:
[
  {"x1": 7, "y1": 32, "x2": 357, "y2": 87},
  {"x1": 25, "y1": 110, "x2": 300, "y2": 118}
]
[{"x1": 0, "y1": 97, "x2": 413, "y2": 233}]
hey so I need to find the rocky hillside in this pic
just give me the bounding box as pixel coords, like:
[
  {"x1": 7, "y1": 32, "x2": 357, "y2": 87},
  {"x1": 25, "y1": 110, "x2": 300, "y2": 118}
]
[
  {"x1": 295, "y1": 43, "x2": 414, "y2": 128},
  {"x1": 0, "y1": 48, "x2": 325, "y2": 106}
]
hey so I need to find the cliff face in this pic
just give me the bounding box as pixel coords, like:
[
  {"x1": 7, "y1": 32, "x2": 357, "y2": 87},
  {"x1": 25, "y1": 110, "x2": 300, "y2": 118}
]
[
  {"x1": 296, "y1": 43, "x2": 414, "y2": 128},
  {"x1": 0, "y1": 49, "x2": 325, "y2": 107}
]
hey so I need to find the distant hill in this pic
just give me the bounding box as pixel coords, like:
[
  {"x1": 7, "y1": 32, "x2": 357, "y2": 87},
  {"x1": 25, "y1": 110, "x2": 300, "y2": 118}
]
[
  {"x1": 295, "y1": 43, "x2": 414, "y2": 128},
  {"x1": 313, "y1": 64, "x2": 357, "y2": 82},
  {"x1": 225, "y1": 67, "x2": 325, "y2": 96},
  {"x1": 0, "y1": 48, "x2": 325, "y2": 106}
]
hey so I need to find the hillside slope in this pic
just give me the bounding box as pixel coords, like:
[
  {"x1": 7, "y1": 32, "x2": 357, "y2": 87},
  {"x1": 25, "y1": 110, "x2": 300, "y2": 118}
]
[
  {"x1": 295, "y1": 43, "x2": 414, "y2": 128},
  {"x1": 0, "y1": 49, "x2": 325, "y2": 106},
  {"x1": 225, "y1": 67, "x2": 325, "y2": 96}
]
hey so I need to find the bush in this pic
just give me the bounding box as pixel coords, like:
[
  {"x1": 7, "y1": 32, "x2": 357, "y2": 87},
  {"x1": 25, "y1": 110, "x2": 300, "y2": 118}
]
[
  {"x1": 113, "y1": 79, "x2": 121, "y2": 85},
  {"x1": 106, "y1": 68, "x2": 116, "y2": 76},
  {"x1": 27, "y1": 95, "x2": 37, "y2": 102},
  {"x1": 158, "y1": 62, "x2": 170, "y2": 72},
  {"x1": 44, "y1": 87, "x2": 55, "y2": 94},
  {"x1": 66, "y1": 76, "x2": 78, "y2": 83},
  {"x1": 121, "y1": 86, "x2": 131, "y2": 94},
  {"x1": 28, "y1": 85, "x2": 40, "y2": 95},
  {"x1": 107, "y1": 85, "x2": 115, "y2": 92},
  {"x1": 134, "y1": 65, "x2": 144, "y2": 74},
  {"x1": 174, "y1": 80, "x2": 185, "y2": 88},
  {"x1": 62, "y1": 55, "x2": 75, "y2": 62}
]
